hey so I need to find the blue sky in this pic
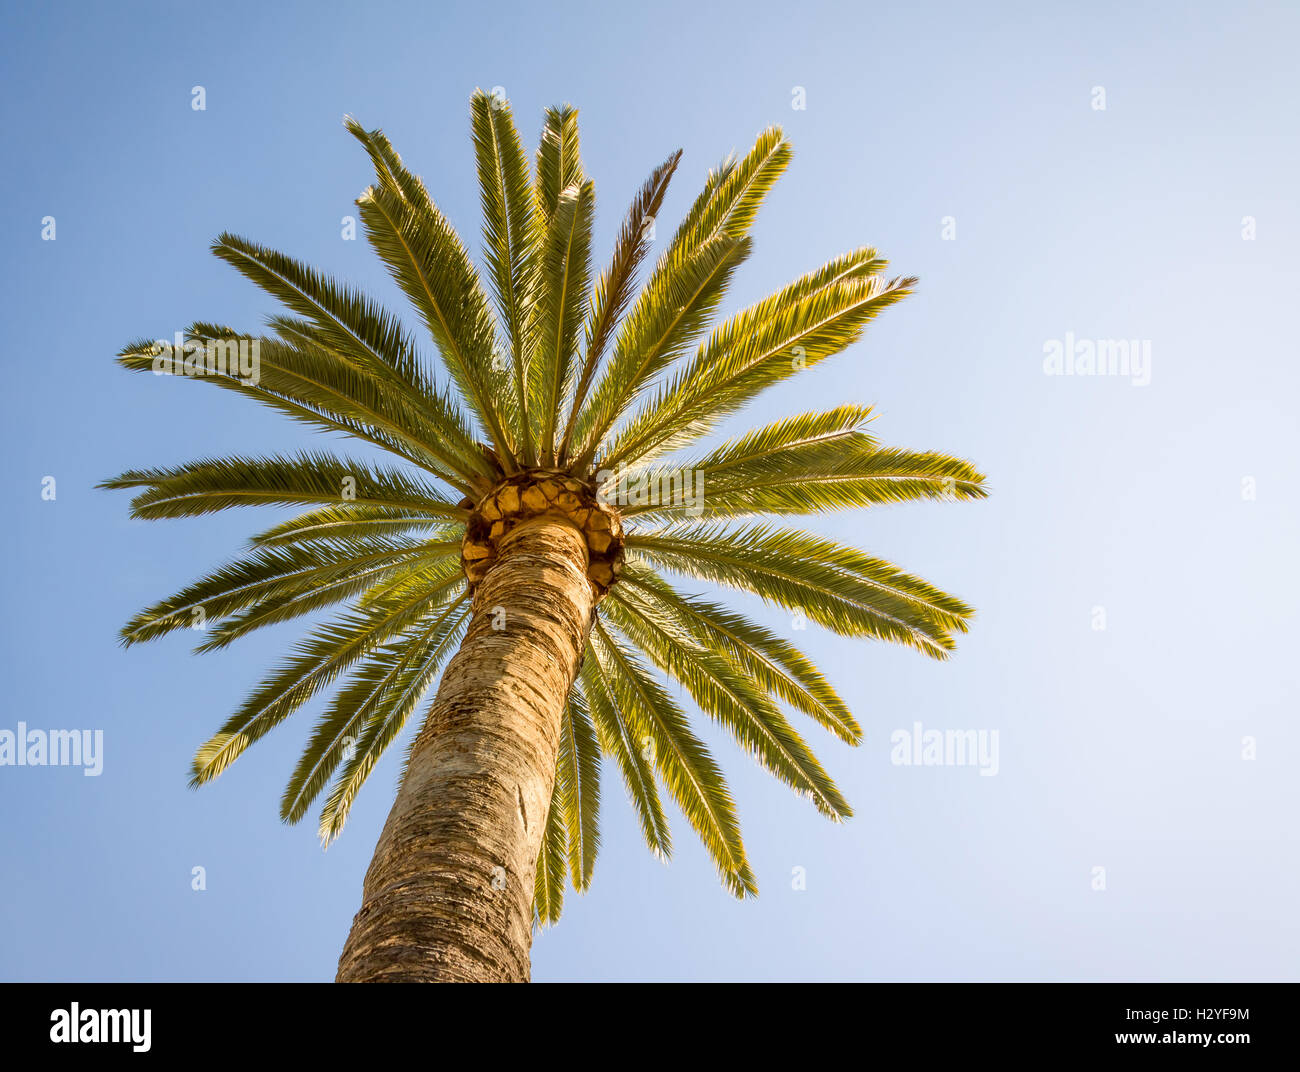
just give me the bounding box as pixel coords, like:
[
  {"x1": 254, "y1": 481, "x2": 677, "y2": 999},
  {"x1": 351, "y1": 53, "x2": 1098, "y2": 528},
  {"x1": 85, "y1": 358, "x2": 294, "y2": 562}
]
[{"x1": 2, "y1": 0, "x2": 1297, "y2": 981}]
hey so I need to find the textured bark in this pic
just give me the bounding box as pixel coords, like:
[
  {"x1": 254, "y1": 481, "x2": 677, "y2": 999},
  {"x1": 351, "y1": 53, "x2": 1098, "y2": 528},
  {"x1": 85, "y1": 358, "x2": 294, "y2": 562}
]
[{"x1": 336, "y1": 516, "x2": 594, "y2": 982}]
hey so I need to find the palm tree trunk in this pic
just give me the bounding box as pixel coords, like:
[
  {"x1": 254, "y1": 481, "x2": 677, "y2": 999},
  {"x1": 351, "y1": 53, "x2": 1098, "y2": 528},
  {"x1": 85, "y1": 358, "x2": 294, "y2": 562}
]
[{"x1": 335, "y1": 516, "x2": 593, "y2": 982}]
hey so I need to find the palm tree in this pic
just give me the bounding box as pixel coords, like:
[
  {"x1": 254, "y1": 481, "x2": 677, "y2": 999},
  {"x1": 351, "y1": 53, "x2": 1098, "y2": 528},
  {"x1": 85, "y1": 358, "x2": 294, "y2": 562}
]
[{"x1": 105, "y1": 91, "x2": 986, "y2": 982}]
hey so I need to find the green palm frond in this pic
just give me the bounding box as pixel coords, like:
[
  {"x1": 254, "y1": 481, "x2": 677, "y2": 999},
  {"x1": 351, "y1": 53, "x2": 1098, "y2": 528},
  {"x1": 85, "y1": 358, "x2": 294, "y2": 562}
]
[
  {"x1": 673, "y1": 445, "x2": 986, "y2": 520},
  {"x1": 195, "y1": 554, "x2": 463, "y2": 653},
  {"x1": 471, "y1": 91, "x2": 539, "y2": 463},
  {"x1": 349, "y1": 154, "x2": 517, "y2": 465},
  {"x1": 531, "y1": 180, "x2": 595, "y2": 464},
  {"x1": 266, "y1": 315, "x2": 486, "y2": 482},
  {"x1": 284, "y1": 595, "x2": 470, "y2": 826},
  {"x1": 616, "y1": 408, "x2": 987, "y2": 521},
  {"x1": 207, "y1": 234, "x2": 436, "y2": 398},
  {"x1": 534, "y1": 774, "x2": 569, "y2": 927},
  {"x1": 557, "y1": 150, "x2": 680, "y2": 461},
  {"x1": 590, "y1": 621, "x2": 756, "y2": 897},
  {"x1": 530, "y1": 678, "x2": 602, "y2": 920},
  {"x1": 567, "y1": 127, "x2": 791, "y2": 467},
  {"x1": 604, "y1": 588, "x2": 851, "y2": 820},
  {"x1": 100, "y1": 451, "x2": 466, "y2": 521},
  {"x1": 616, "y1": 563, "x2": 860, "y2": 744},
  {"x1": 599, "y1": 252, "x2": 904, "y2": 471},
  {"x1": 569, "y1": 233, "x2": 750, "y2": 469},
  {"x1": 118, "y1": 327, "x2": 488, "y2": 485},
  {"x1": 607, "y1": 403, "x2": 875, "y2": 512},
  {"x1": 110, "y1": 96, "x2": 985, "y2": 929},
  {"x1": 626, "y1": 522, "x2": 973, "y2": 657},
  {"x1": 116, "y1": 537, "x2": 428, "y2": 647},
  {"x1": 316, "y1": 600, "x2": 472, "y2": 844},
  {"x1": 556, "y1": 682, "x2": 601, "y2": 890},
  {"x1": 675, "y1": 126, "x2": 792, "y2": 251},
  {"x1": 190, "y1": 571, "x2": 461, "y2": 787},
  {"x1": 207, "y1": 236, "x2": 492, "y2": 487},
  {"x1": 249, "y1": 504, "x2": 459, "y2": 548},
  {"x1": 579, "y1": 654, "x2": 672, "y2": 861},
  {"x1": 534, "y1": 106, "x2": 584, "y2": 220}
]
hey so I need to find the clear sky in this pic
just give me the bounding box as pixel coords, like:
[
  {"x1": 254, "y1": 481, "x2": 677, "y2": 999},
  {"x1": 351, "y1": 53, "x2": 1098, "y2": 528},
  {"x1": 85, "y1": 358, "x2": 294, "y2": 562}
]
[{"x1": 2, "y1": 0, "x2": 1297, "y2": 981}]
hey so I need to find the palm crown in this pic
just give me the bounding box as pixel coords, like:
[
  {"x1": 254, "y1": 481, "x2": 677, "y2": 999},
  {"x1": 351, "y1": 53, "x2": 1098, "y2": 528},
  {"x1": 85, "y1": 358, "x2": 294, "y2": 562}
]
[{"x1": 106, "y1": 90, "x2": 986, "y2": 926}]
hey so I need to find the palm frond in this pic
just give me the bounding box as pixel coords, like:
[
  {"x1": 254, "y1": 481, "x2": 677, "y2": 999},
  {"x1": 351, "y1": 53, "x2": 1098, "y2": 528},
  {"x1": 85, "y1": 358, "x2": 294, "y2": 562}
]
[
  {"x1": 533, "y1": 774, "x2": 568, "y2": 927},
  {"x1": 677, "y1": 126, "x2": 791, "y2": 248},
  {"x1": 267, "y1": 314, "x2": 487, "y2": 484},
  {"x1": 600, "y1": 252, "x2": 903, "y2": 471},
  {"x1": 343, "y1": 118, "x2": 518, "y2": 460},
  {"x1": 194, "y1": 554, "x2": 463, "y2": 653},
  {"x1": 249, "y1": 504, "x2": 459, "y2": 548},
  {"x1": 100, "y1": 451, "x2": 465, "y2": 522},
  {"x1": 626, "y1": 522, "x2": 973, "y2": 657},
  {"x1": 116, "y1": 537, "x2": 429, "y2": 647},
  {"x1": 118, "y1": 327, "x2": 489, "y2": 487},
  {"x1": 567, "y1": 127, "x2": 792, "y2": 466},
  {"x1": 570, "y1": 234, "x2": 750, "y2": 466},
  {"x1": 681, "y1": 447, "x2": 987, "y2": 520},
  {"x1": 343, "y1": 115, "x2": 436, "y2": 210},
  {"x1": 556, "y1": 150, "x2": 680, "y2": 460},
  {"x1": 531, "y1": 181, "x2": 595, "y2": 464},
  {"x1": 617, "y1": 563, "x2": 860, "y2": 744},
  {"x1": 556, "y1": 682, "x2": 601, "y2": 890},
  {"x1": 190, "y1": 574, "x2": 460, "y2": 787},
  {"x1": 617, "y1": 409, "x2": 986, "y2": 521},
  {"x1": 208, "y1": 235, "x2": 492, "y2": 486},
  {"x1": 208, "y1": 233, "x2": 432, "y2": 395},
  {"x1": 605, "y1": 590, "x2": 851, "y2": 820},
  {"x1": 352, "y1": 178, "x2": 517, "y2": 465},
  {"x1": 609, "y1": 403, "x2": 875, "y2": 514},
  {"x1": 579, "y1": 654, "x2": 671, "y2": 860},
  {"x1": 316, "y1": 601, "x2": 472, "y2": 843},
  {"x1": 471, "y1": 90, "x2": 539, "y2": 462},
  {"x1": 590, "y1": 621, "x2": 756, "y2": 897},
  {"x1": 533, "y1": 105, "x2": 584, "y2": 223},
  {"x1": 281, "y1": 595, "x2": 470, "y2": 824}
]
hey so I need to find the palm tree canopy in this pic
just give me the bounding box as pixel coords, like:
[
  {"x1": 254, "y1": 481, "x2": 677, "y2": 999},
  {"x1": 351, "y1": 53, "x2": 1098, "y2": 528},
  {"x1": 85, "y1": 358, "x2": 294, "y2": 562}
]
[{"x1": 104, "y1": 90, "x2": 986, "y2": 925}]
